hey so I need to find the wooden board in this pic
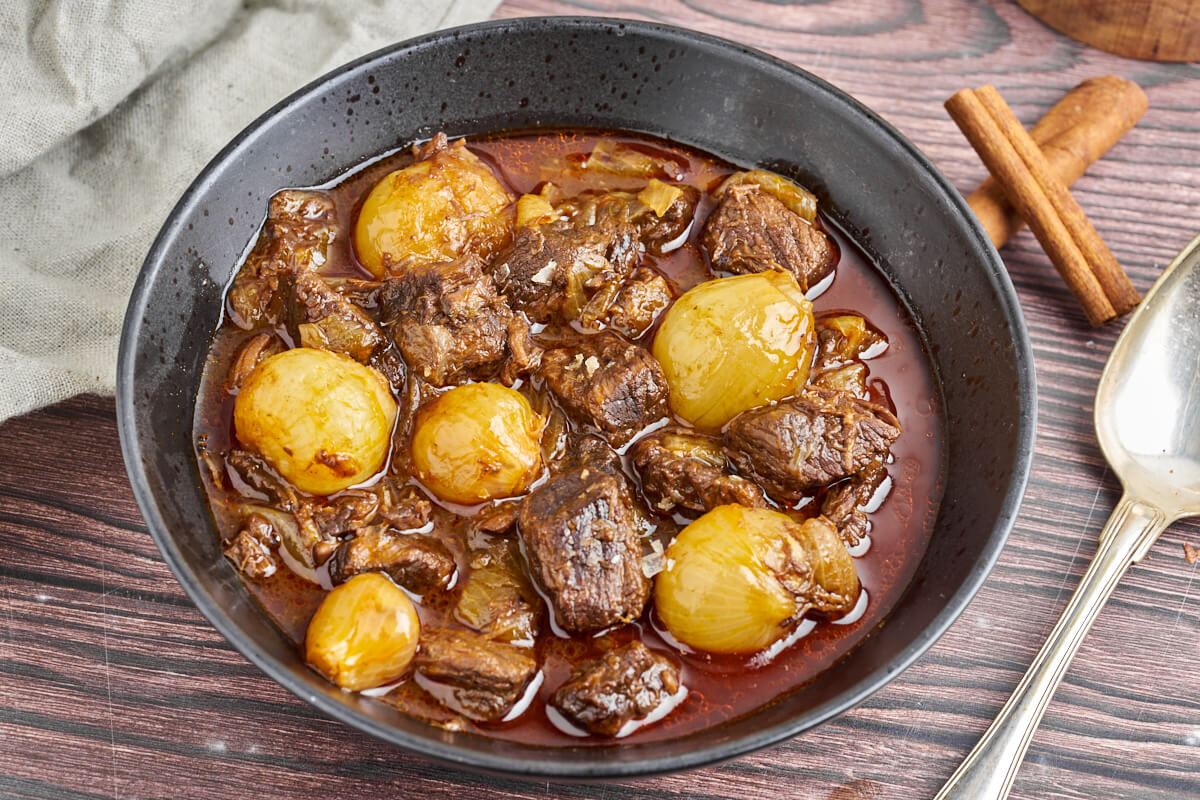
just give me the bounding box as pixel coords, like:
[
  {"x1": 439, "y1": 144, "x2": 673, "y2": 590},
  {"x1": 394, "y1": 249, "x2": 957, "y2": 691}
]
[
  {"x1": 2, "y1": 2, "x2": 1200, "y2": 798},
  {"x1": 1017, "y1": 0, "x2": 1200, "y2": 62}
]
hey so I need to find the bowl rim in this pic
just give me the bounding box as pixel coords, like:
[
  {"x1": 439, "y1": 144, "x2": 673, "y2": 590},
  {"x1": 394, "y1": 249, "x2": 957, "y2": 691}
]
[{"x1": 117, "y1": 15, "x2": 1037, "y2": 779}]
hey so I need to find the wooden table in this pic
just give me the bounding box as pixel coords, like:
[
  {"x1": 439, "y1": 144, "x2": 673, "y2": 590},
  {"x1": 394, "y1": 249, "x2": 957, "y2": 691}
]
[{"x1": 3, "y1": 2, "x2": 1198, "y2": 798}]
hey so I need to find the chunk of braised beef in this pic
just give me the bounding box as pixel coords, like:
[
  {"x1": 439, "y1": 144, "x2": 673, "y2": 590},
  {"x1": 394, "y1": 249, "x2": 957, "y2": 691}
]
[
  {"x1": 723, "y1": 387, "x2": 901, "y2": 499},
  {"x1": 470, "y1": 501, "x2": 522, "y2": 536},
  {"x1": 552, "y1": 641, "x2": 681, "y2": 736},
  {"x1": 701, "y1": 184, "x2": 838, "y2": 291},
  {"x1": 496, "y1": 215, "x2": 642, "y2": 324},
  {"x1": 504, "y1": 315, "x2": 543, "y2": 384},
  {"x1": 305, "y1": 481, "x2": 431, "y2": 543},
  {"x1": 327, "y1": 527, "x2": 455, "y2": 594},
  {"x1": 224, "y1": 188, "x2": 388, "y2": 361},
  {"x1": 821, "y1": 462, "x2": 888, "y2": 547},
  {"x1": 321, "y1": 276, "x2": 384, "y2": 306},
  {"x1": 497, "y1": 190, "x2": 654, "y2": 316},
  {"x1": 227, "y1": 190, "x2": 338, "y2": 328},
  {"x1": 539, "y1": 332, "x2": 668, "y2": 447},
  {"x1": 366, "y1": 345, "x2": 407, "y2": 390},
  {"x1": 226, "y1": 449, "x2": 297, "y2": 507},
  {"x1": 601, "y1": 268, "x2": 674, "y2": 339},
  {"x1": 310, "y1": 492, "x2": 380, "y2": 538},
  {"x1": 414, "y1": 628, "x2": 537, "y2": 722},
  {"x1": 553, "y1": 433, "x2": 622, "y2": 476},
  {"x1": 376, "y1": 480, "x2": 433, "y2": 531},
  {"x1": 517, "y1": 466, "x2": 650, "y2": 633},
  {"x1": 223, "y1": 514, "x2": 278, "y2": 580},
  {"x1": 496, "y1": 187, "x2": 693, "y2": 328},
  {"x1": 814, "y1": 316, "x2": 884, "y2": 370},
  {"x1": 286, "y1": 268, "x2": 386, "y2": 362},
  {"x1": 631, "y1": 427, "x2": 767, "y2": 514},
  {"x1": 380, "y1": 255, "x2": 540, "y2": 386},
  {"x1": 811, "y1": 316, "x2": 885, "y2": 400},
  {"x1": 639, "y1": 185, "x2": 699, "y2": 255}
]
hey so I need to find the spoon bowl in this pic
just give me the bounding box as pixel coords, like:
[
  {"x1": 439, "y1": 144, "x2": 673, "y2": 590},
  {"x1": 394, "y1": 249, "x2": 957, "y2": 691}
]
[{"x1": 1097, "y1": 233, "x2": 1200, "y2": 517}]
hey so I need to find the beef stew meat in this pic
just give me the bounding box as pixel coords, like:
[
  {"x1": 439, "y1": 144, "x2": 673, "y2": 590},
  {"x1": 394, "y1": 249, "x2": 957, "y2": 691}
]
[
  {"x1": 639, "y1": 185, "x2": 700, "y2": 255},
  {"x1": 496, "y1": 186, "x2": 696, "y2": 328},
  {"x1": 724, "y1": 387, "x2": 902, "y2": 500},
  {"x1": 539, "y1": 332, "x2": 669, "y2": 447},
  {"x1": 326, "y1": 527, "x2": 456, "y2": 595},
  {"x1": 380, "y1": 254, "x2": 539, "y2": 386},
  {"x1": 286, "y1": 266, "x2": 386, "y2": 363},
  {"x1": 702, "y1": 183, "x2": 839, "y2": 291},
  {"x1": 553, "y1": 432, "x2": 623, "y2": 476},
  {"x1": 223, "y1": 515, "x2": 278, "y2": 579},
  {"x1": 496, "y1": 195, "x2": 643, "y2": 324},
  {"x1": 194, "y1": 129, "x2": 945, "y2": 745},
  {"x1": 553, "y1": 641, "x2": 682, "y2": 736},
  {"x1": 821, "y1": 462, "x2": 889, "y2": 548},
  {"x1": 414, "y1": 628, "x2": 538, "y2": 722},
  {"x1": 227, "y1": 189, "x2": 338, "y2": 329},
  {"x1": 631, "y1": 427, "x2": 767, "y2": 514},
  {"x1": 517, "y1": 466, "x2": 651, "y2": 633},
  {"x1": 602, "y1": 267, "x2": 674, "y2": 340}
]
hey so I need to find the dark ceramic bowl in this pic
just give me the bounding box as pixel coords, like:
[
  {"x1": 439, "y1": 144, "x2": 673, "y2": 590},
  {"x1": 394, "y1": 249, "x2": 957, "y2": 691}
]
[{"x1": 117, "y1": 17, "x2": 1035, "y2": 779}]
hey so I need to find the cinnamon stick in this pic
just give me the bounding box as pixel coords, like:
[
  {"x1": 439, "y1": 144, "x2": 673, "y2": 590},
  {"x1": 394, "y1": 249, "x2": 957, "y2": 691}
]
[
  {"x1": 945, "y1": 88, "x2": 1116, "y2": 326},
  {"x1": 967, "y1": 76, "x2": 1148, "y2": 248},
  {"x1": 973, "y1": 86, "x2": 1140, "y2": 316}
]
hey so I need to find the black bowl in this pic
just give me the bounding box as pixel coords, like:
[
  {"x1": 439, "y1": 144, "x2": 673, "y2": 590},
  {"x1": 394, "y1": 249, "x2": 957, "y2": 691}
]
[{"x1": 117, "y1": 16, "x2": 1035, "y2": 779}]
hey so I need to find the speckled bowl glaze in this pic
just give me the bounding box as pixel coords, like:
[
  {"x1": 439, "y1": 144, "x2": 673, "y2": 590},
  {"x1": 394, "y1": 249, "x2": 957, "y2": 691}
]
[{"x1": 117, "y1": 17, "x2": 1036, "y2": 779}]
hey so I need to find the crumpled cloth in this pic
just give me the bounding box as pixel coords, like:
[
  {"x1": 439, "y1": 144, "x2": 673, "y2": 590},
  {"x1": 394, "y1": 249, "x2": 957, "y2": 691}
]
[{"x1": 0, "y1": 0, "x2": 499, "y2": 424}]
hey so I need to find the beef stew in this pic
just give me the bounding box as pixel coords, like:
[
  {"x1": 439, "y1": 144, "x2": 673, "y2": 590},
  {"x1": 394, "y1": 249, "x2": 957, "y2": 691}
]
[{"x1": 194, "y1": 129, "x2": 944, "y2": 745}]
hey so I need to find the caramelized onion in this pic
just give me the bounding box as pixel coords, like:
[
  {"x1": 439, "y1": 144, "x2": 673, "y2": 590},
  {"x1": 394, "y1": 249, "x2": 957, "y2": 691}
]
[
  {"x1": 637, "y1": 179, "x2": 684, "y2": 217},
  {"x1": 654, "y1": 506, "x2": 860, "y2": 654},
  {"x1": 652, "y1": 272, "x2": 815, "y2": 431},
  {"x1": 411, "y1": 383, "x2": 544, "y2": 505},
  {"x1": 516, "y1": 193, "x2": 557, "y2": 227},
  {"x1": 305, "y1": 572, "x2": 420, "y2": 691},
  {"x1": 354, "y1": 139, "x2": 514, "y2": 276},
  {"x1": 583, "y1": 139, "x2": 684, "y2": 181},
  {"x1": 233, "y1": 348, "x2": 397, "y2": 496}
]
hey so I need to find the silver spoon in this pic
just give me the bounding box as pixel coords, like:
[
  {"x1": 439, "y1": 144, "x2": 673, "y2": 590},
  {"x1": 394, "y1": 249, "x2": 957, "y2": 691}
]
[{"x1": 935, "y1": 232, "x2": 1200, "y2": 800}]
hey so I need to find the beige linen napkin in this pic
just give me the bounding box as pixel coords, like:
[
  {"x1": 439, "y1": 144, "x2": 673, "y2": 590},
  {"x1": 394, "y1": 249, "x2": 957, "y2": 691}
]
[{"x1": 0, "y1": 0, "x2": 499, "y2": 423}]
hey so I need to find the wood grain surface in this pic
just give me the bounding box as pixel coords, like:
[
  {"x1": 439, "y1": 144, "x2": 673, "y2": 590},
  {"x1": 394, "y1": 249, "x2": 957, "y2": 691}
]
[
  {"x1": 1015, "y1": 0, "x2": 1200, "y2": 62},
  {"x1": 3, "y1": 2, "x2": 1200, "y2": 798}
]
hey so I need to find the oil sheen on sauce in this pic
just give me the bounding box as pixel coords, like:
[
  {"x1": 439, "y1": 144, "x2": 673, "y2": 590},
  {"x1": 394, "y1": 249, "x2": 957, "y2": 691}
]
[{"x1": 193, "y1": 129, "x2": 946, "y2": 747}]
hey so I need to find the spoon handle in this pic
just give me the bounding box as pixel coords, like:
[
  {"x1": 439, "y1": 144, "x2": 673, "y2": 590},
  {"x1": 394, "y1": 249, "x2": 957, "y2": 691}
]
[{"x1": 933, "y1": 493, "x2": 1169, "y2": 800}]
